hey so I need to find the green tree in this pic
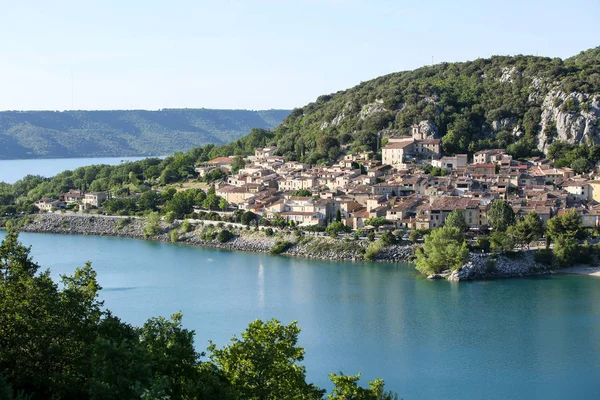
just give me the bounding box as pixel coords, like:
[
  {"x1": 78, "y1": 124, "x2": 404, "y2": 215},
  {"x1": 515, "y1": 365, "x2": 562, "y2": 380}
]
[
  {"x1": 144, "y1": 212, "x2": 161, "y2": 238},
  {"x1": 408, "y1": 230, "x2": 419, "y2": 243},
  {"x1": 336, "y1": 209, "x2": 342, "y2": 223},
  {"x1": 553, "y1": 234, "x2": 579, "y2": 268},
  {"x1": 326, "y1": 222, "x2": 351, "y2": 237},
  {"x1": 164, "y1": 211, "x2": 177, "y2": 223},
  {"x1": 364, "y1": 217, "x2": 391, "y2": 228},
  {"x1": 507, "y1": 212, "x2": 544, "y2": 248},
  {"x1": 241, "y1": 211, "x2": 257, "y2": 226},
  {"x1": 164, "y1": 191, "x2": 194, "y2": 218},
  {"x1": 230, "y1": 157, "x2": 246, "y2": 175},
  {"x1": 444, "y1": 210, "x2": 467, "y2": 232},
  {"x1": 138, "y1": 313, "x2": 200, "y2": 400},
  {"x1": 490, "y1": 230, "x2": 515, "y2": 253},
  {"x1": 160, "y1": 168, "x2": 178, "y2": 185},
  {"x1": 487, "y1": 200, "x2": 516, "y2": 231},
  {"x1": 0, "y1": 229, "x2": 103, "y2": 399},
  {"x1": 207, "y1": 319, "x2": 324, "y2": 400},
  {"x1": 0, "y1": 374, "x2": 30, "y2": 400},
  {"x1": 292, "y1": 189, "x2": 312, "y2": 197},
  {"x1": 415, "y1": 226, "x2": 469, "y2": 274},
  {"x1": 218, "y1": 198, "x2": 229, "y2": 211},
  {"x1": 546, "y1": 209, "x2": 583, "y2": 242},
  {"x1": 379, "y1": 231, "x2": 397, "y2": 246},
  {"x1": 138, "y1": 190, "x2": 160, "y2": 211},
  {"x1": 217, "y1": 229, "x2": 233, "y2": 243},
  {"x1": 202, "y1": 194, "x2": 220, "y2": 211},
  {"x1": 327, "y1": 373, "x2": 398, "y2": 400},
  {"x1": 571, "y1": 157, "x2": 592, "y2": 174}
]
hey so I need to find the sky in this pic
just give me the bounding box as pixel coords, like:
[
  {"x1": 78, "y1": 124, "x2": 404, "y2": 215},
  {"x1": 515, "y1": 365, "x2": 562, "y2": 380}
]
[{"x1": 0, "y1": 0, "x2": 598, "y2": 111}]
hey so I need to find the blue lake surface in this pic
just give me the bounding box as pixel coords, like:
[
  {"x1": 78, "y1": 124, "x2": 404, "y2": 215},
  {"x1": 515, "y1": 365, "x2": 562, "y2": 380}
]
[
  {"x1": 0, "y1": 157, "x2": 155, "y2": 183},
  {"x1": 2, "y1": 231, "x2": 600, "y2": 400}
]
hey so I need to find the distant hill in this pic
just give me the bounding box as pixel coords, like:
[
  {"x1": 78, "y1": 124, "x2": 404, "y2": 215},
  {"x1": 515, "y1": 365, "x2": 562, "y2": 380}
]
[{"x1": 0, "y1": 109, "x2": 290, "y2": 159}]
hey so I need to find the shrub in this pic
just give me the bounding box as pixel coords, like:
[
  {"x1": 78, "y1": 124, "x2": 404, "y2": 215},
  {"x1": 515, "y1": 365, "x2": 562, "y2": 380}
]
[
  {"x1": 217, "y1": 229, "x2": 234, "y2": 243},
  {"x1": 553, "y1": 234, "x2": 579, "y2": 268},
  {"x1": 475, "y1": 236, "x2": 490, "y2": 252},
  {"x1": 270, "y1": 241, "x2": 292, "y2": 255},
  {"x1": 169, "y1": 229, "x2": 180, "y2": 243},
  {"x1": 484, "y1": 258, "x2": 497, "y2": 273},
  {"x1": 380, "y1": 231, "x2": 397, "y2": 246},
  {"x1": 143, "y1": 212, "x2": 161, "y2": 238},
  {"x1": 534, "y1": 249, "x2": 553, "y2": 265},
  {"x1": 367, "y1": 232, "x2": 376, "y2": 242},
  {"x1": 199, "y1": 226, "x2": 217, "y2": 241},
  {"x1": 164, "y1": 211, "x2": 176, "y2": 223},
  {"x1": 116, "y1": 217, "x2": 132, "y2": 231},
  {"x1": 364, "y1": 241, "x2": 382, "y2": 261},
  {"x1": 265, "y1": 228, "x2": 274, "y2": 236},
  {"x1": 180, "y1": 220, "x2": 192, "y2": 233},
  {"x1": 325, "y1": 222, "x2": 351, "y2": 237},
  {"x1": 409, "y1": 230, "x2": 419, "y2": 243}
]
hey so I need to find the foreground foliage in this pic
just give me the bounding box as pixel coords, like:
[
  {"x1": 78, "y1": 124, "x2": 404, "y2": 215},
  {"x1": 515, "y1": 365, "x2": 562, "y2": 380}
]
[{"x1": 0, "y1": 229, "x2": 397, "y2": 399}]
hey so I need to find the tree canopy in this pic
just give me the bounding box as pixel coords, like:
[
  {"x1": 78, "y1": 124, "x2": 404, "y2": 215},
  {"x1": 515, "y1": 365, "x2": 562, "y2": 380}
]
[
  {"x1": 415, "y1": 226, "x2": 469, "y2": 274},
  {"x1": 0, "y1": 229, "x2": 399, "y2": 400},
  {"x1": 488, "y1": 200, "x2": 516, "y2": 231}
]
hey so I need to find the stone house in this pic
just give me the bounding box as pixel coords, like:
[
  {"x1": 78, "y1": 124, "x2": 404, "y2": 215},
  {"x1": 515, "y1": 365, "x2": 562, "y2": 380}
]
[{"x1": 82, "y1": 192, "x2": 107, "y2": 208}]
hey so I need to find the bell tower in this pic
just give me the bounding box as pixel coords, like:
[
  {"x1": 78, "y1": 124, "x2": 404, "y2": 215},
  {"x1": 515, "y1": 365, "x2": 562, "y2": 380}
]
[{"x1": 411, "y1": 124, "x2": 424, "y2": 140}]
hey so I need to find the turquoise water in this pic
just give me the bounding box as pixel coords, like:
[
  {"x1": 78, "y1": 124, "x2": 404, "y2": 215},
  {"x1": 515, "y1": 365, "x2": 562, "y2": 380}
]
[
  {"x1": 0, "y1": 157, "x2": 154, "y2": 183},
  {"x1": 3, "y1": 231, "x2": 600, "y2": 400}
]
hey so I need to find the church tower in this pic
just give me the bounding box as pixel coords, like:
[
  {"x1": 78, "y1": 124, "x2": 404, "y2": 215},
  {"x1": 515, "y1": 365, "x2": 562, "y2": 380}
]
[{"x1": 411, "y1": 124, "x2": 425, "y2": 140}]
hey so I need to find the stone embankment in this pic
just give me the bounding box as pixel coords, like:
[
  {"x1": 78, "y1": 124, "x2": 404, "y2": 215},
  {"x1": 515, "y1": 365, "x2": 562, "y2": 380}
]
[
  {"x1": 10, "y1": 214, "x2": 557, "y2": 280},
  {"x1": 446, "y1": 251, "x2": 552, "y2": 281},
  {"x1": 11, "y1": 214, "x2": 415, "y2": 263}
]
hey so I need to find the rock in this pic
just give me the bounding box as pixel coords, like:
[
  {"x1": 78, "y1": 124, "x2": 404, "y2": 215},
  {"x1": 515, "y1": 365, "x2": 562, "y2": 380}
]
[
  {"x1": 359, "y1": 99, "x2": 386, "y2": 120},
  {"x1": 15, "y1": 214, "x2": 417, "y2": 264},
  {"x1": 536, "y1": 90, "x2": 600, "y2": 153},
  {"x1": 448, "y1": 251, "x2": 540, "y2": 281},
  {"x1": 427, "y1": 273, "x2": 446, "y2": 280},
  {"x1": 418, "y1": 120, "x2": 439, "y2": 138}
]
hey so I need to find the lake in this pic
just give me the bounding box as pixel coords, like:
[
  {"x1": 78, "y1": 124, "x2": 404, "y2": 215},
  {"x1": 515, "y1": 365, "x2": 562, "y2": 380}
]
[
  {"x1": 0, "y1": 157, "x2": 156, "y2": 183},
  {"x1": 2, "y1": 231, "x2": 600, "y2": 400}
]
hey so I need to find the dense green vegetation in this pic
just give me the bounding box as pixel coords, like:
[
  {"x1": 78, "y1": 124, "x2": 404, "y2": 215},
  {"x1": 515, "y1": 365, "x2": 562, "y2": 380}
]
[
  {"x1": 266, "y1": 46, "x2": 600, "y2": 164},
  {"x1": 547, "y1": 141, "x2": 600, "y2": 173},
  {"x1": 0, "y1": 229, "x2": 397, "y2": 399},
  {"x1": 2, "y1": 47, "x2": 600, "y2": 214},
  {"x1": 417, "y1": 201, "x2": 597, "y2": 273},
  {"x1": 415, "y1": 226, "x2": 469, "y2": 274},
  {"x1": 0, "y1": 109, "x2": 289, "y2": 159}
]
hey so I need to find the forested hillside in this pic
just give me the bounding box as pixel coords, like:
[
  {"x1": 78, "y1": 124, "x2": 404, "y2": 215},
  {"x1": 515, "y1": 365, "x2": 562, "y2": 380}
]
[
  {"x1": 266, "y1": 46, "x2": 600, "y2": 164},
  {"x1": 0, "y1": 109, "x2": 289, "y2": 159}
]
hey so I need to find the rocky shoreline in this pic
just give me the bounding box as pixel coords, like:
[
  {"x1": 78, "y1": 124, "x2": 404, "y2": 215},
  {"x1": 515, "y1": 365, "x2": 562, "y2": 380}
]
[
  {"x1": 7, "y1": 214, "x2": 414, "y2": 263},
  {"x1": 3, "y1": 214, "x2": 563, "y2": 281}
]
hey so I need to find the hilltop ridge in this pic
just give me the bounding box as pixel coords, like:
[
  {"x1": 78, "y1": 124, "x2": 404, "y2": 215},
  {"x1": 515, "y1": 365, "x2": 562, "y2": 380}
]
[
  {"x1": 0, "y1": 108, "x2": 290, "y2": 159},
  {"x1": 265, "y1": 46, "x2": 600, "y2": 164}
]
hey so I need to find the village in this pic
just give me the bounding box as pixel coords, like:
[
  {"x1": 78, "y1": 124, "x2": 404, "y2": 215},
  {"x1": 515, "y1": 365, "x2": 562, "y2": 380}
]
[
  {"x1": 194, "y1": 123, "x2": 600, "y2": 233},
  {"x1": 32, "y1": 122, "x2": 600, "y2": 236}
]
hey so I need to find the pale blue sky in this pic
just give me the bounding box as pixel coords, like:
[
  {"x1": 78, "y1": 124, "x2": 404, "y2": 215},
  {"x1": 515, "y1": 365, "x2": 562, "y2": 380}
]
[{"x1": 0, "y1": 0, "x2": 597, "y2": 111}]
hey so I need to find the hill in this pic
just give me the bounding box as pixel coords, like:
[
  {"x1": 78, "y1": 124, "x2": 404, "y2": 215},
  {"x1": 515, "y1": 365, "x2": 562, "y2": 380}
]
[
  {"x1": 0, "y1": 109, "x2": 290, "y2": 159},
  {"x1": 263, "y1": 46, "x2": 600, "y2": 164}
]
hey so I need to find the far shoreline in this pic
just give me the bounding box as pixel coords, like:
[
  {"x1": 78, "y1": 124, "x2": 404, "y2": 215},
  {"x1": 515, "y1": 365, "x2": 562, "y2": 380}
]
[{"x1": 3, "y1": 213, "x2": 596, "y2": 282}]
